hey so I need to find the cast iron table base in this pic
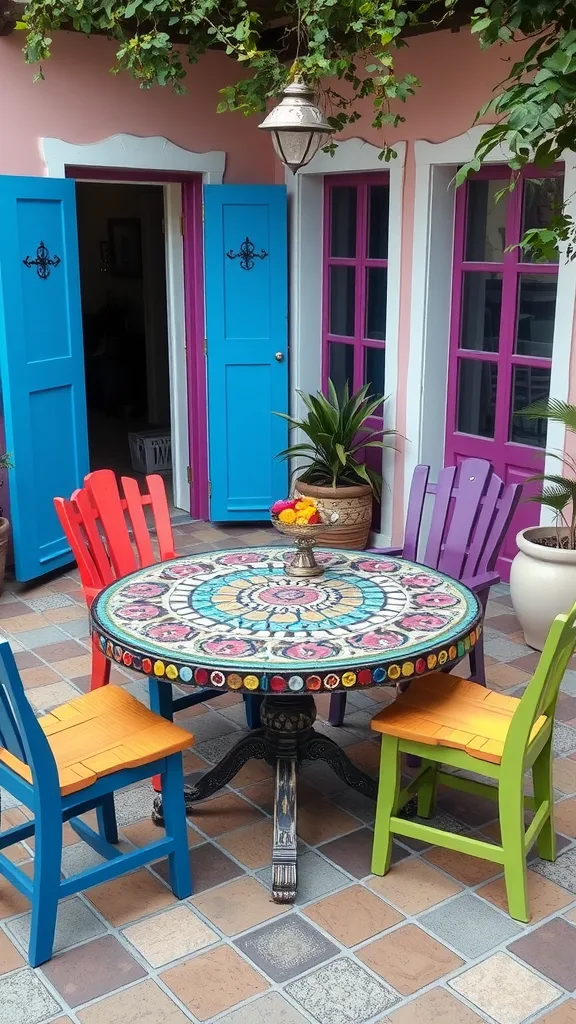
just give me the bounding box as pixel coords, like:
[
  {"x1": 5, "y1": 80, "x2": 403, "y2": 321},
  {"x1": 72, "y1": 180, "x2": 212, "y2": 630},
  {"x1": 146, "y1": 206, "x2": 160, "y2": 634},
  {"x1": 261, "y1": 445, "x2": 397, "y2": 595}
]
[{"x1": 152, "y1": 694, "x2": 380, "y2": 902}]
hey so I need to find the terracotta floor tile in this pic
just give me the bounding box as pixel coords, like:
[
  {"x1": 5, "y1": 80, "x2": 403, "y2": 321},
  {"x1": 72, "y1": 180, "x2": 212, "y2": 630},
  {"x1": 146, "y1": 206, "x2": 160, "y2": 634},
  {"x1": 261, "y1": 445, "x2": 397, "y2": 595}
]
[
  {"x1": 553, "y1": 759, "x2": 576, "y2": 795},
  {"x1": 13, "y1": 651, "x2": 42, "y2": 670},
  {"x1": 303, "y1": 884, "x2": 404, "y2": 945},
  {"x1": 297, "y1": 801, "x2": 362, "y2": 845},
  {"x1": 537, "y1": 1000, "x2": 576, "y2": 1022},
  {"x1": 0, "y1": 600, "x2": 30, "y2": 619},
  {"x1": 19, "y1": 665, "x2": 62, "y2": 689},
  {"x1": 182, "y1": 749, "x2": 209, "y2": 774},
  {"x1": 357, "y1": 923, "x2": 463, "y2": 995},
  {"x1": 42, "y1": 934, "x2": 146, "y2": 1007},
  {"x1": 1, "y1": 613, "x2": 50, "y2": 633},
  {"x1": 123, "y1": 904, "x2": 218, "y2": 967},
  {"x1": 209, "y1": 691, "x2": 242, "y2": 708},
  {"x1": 49, "y1": 578, "x2": 83, "y2": 594},
  {"x1": 488, "y1": 613, "x2": 521, "y2": 634},
  {"x1": 346, "y1": 740, "x2": 381, "y2": 775},
  {"x1": 367, "y1": 857, "x2": 462, "y2": 913},
  {"x1": 0, "y1": 874, "x2": 30, "y2": 918},
  {"x1": 188, "y1": 792, "x2": 265, "y2": 837},
  {"x1": 76, "y1": 979, "x2": 191, "y2": 1024},
  {"x1": 161, "y1": 943, "x2": 268, "y2": 1021},
  {"x1": 388, "y1": 986, "x2": 485, "y2": 1022},
  {"x1": 423, "y1": 845, "x2": 500, "y2": 885},
  {"x1": 486, "y1": 663, "x2": 531, "y2": 690},
  {"x1": 86, "y1": 867, "x2": 177, "y2": 926},
  {"x1": 553, "y1": 798, "x2": 576, "y2": 837},
  {"x1": 153, "y1": 842, "x2": 244, "y2": 893},
  {"x1": 51, "y1": 654, "x2": 93, "y2": 678},
  {"x1": 478, "y1": 869, "x2": 573, "y2": 922},
  {"x1": 232, "y1": 758, "x2": 274, "y2": 787},
  {"x1": 33, "y1": 639, "x2": 86, "y2": 663},
  {"x1": 43, "y1": 606, "x2": 88, "y2": 624},
  {"x1": 218, "y1": 819, "x2": 274, "y2": 868},
  {"x1": 509, "y1": 917, "x2": 576, "y2": 990},
  {"x1": 0, "y1": 930, "x2": 24, "y2": 974},
  {"x1": 192, "y1": 875, "x2": 287, "y2": 934},
  {"x1": 449, "y1": 951, "x2": 561, "y2": 1024}
]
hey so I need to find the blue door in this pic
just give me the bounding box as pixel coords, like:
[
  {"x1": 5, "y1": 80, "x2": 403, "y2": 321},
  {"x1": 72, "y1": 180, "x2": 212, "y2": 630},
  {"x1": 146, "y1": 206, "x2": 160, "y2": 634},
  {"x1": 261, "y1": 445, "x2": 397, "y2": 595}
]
[
  {"x1": 0, "y1": 176, "x2": 88, "y2": 581},
  {"x1": 204, "y1": 185, "x2": 288, "y2": 520}
]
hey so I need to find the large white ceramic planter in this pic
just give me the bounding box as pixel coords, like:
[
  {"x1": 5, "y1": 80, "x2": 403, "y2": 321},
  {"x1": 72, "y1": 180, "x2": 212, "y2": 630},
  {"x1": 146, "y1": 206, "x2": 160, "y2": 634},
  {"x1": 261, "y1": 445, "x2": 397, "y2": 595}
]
[{"x1": 510, "y1": 527, "x2": 576, "y2": 651}]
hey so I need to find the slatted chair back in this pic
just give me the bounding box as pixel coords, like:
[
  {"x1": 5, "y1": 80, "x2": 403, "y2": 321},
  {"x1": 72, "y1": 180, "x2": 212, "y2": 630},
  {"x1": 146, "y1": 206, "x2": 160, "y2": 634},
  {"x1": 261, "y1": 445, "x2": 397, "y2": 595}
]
[
  {"x1": 402, "y1": 458, "x2": 521, "y2": 580},
  {"x1": 0, "y1": 638, "x2": 57, "y2": 788},
  {"x1": 505, "y1": 604, "x2": 576, "y2": 767},
  {"x1": 54, "y1": 470, "x2": 175, "y2": 608}
]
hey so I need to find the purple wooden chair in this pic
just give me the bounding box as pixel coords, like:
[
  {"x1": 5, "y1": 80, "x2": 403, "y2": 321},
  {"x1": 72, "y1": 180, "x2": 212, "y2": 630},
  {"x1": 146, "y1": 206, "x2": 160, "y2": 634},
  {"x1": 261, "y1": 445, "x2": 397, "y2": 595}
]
[{"x1": 329, "y1": 458, "x2": 522, "y2": 727}]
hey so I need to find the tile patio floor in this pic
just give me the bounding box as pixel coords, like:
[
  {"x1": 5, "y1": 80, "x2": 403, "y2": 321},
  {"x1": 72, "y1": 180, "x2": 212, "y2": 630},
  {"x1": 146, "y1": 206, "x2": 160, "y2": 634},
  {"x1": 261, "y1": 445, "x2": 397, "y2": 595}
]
[{"x1": 1, "y1": 522, "x2": 576, "y2": 1023}]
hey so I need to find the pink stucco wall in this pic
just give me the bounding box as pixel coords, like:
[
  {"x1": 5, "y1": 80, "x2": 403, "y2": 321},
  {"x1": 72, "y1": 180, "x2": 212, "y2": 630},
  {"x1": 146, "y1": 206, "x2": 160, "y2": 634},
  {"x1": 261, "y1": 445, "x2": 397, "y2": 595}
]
[{"x1": 1, "y1": 25, "x2": 562, "y2": 541}]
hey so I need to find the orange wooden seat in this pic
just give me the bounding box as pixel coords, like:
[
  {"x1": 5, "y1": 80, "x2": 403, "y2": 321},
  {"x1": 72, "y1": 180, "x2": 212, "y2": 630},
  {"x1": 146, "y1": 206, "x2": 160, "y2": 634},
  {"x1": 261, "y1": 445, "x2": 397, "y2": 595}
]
[
  {"x1": 370, "y1": 674, "x2": 547, "y2": 765},
  {"x1": 0, "y1": 685, "x2": 194, "y2": 796}
]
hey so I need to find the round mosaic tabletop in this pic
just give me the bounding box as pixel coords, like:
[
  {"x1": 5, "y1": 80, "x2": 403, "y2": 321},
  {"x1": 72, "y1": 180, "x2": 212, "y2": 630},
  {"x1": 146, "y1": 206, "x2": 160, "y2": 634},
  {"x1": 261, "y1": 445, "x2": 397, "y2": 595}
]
[{"x1": 91, "y1": 547, "x2": 482, "y2": 695}]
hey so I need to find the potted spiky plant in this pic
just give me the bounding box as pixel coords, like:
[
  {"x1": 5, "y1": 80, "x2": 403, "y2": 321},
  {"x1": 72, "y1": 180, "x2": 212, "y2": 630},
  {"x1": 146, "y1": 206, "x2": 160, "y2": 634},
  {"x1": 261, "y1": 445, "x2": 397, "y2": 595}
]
[
  {"x1": 276, "y1": 381, "x2": 398, "y2": 549},
  {"x1": 510, "y1": 399, "x2": 576, "y2": 649}
]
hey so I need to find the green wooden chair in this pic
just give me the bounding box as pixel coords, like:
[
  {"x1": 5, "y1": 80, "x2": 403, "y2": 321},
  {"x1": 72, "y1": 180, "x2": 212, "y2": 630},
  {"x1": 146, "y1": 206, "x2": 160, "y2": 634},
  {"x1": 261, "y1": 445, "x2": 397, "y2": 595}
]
[{"x1": 370, "y1": 603, "x2": 576, "y2": 922}]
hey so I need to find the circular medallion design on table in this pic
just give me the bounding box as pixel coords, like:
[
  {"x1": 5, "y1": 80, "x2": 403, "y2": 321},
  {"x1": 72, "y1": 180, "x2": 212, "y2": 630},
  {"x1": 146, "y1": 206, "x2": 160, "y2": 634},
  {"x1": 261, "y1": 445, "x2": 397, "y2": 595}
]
[{"x1": 91, "y1": 546, "x2": 482, "y2": 691}]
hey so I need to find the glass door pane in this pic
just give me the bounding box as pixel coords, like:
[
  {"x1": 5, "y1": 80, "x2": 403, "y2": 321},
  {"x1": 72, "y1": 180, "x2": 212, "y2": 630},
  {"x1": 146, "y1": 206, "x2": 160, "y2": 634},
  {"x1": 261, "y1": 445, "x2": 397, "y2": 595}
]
[
  {"x1": 465, "y1": 179, "x2": 506, "y2": 262},
  {"x1": 460, "y1": 273, "x2": 502, "y2": 351},
  {"x1": 329, "y1": 266, "x2": 355, "y2": 336},
  {"x1": 330, "y1": 187, "x2": 357, "y2": 257},
  {"x1": 457, "y1": 360, "x2": 498, "y2": 437},
  {"x1": 329, "y1": 342, "x2": 354, "y2": 396}
]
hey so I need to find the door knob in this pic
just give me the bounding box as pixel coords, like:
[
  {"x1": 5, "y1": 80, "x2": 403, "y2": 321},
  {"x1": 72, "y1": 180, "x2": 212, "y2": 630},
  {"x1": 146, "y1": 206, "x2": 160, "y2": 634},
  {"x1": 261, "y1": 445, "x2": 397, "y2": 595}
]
[{"x1": 275, "y1": 352, "x2": 285, "y2": 362}]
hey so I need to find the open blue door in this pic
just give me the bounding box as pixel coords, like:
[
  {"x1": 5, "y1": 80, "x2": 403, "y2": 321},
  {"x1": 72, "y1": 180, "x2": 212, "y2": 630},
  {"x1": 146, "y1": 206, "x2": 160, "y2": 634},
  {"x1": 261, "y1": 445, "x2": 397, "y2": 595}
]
[
  {"x1": 0, "y1": 176, "x2": 88, "y2": 581},
  {"x1": 204, "y1": 185, "x2": 288, "y2": 520}
]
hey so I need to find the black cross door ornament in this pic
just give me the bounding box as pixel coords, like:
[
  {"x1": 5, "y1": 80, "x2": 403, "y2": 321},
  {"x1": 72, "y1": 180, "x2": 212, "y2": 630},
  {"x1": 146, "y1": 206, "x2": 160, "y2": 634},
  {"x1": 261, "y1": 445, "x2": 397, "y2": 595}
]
[
  {"x1": 226, "y1": 237, "x2": 268, "y2": 271},
  {"x1": 22, "y1": 241, "x2": 61, "y2": 279}
]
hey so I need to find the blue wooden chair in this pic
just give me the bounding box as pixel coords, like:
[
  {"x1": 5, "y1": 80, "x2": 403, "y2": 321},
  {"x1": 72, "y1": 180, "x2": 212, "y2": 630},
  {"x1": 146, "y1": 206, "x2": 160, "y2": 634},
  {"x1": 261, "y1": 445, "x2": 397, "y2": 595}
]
[{"x1": 0, "y1": 639, "x2": 193, "y2": 966}]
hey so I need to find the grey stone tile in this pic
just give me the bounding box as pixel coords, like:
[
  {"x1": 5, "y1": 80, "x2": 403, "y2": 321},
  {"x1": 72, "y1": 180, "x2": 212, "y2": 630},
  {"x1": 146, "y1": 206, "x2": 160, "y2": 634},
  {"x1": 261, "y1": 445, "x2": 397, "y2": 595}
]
[
  {"x1": 420, "y1": 892, "x2": 522, "y2": 958},
  {"x1": 286, "y1": 957, "x2": 399, "y2": 1024},
  {"x1": 12, "y1": 626, "x2": 67, "y2": 648},
  {"x1": 560, "y1": 669, "x2": 576, "y2": 696},
  {"x1": 217, "y1": 992, "x2": 310, "y2": 1024},
  {"x1": 187, "y1": 710, "x2": 238, "y2": 744},
  {"x1": 235, "y1": 914, "x2": 339, "y2": 982},
  {"x1": 343, "y1": 691, "x2": 376, "y2": 710},
  {"x1": 195, "y1": 731, "x2": 243, "y2": 764},
  {"x1": 24, "y1": 593, "x2": 75, "y2": 611},
  {"x1": 7, "y1": 896, "x2": 106, "y2": 954},
  {"x1": 124, "y1": 678, "x2": 151, "y2": 707},
  {"x1": 217, "y1": 701, "x2": 250, "y2": 727},
  {"x1": 60, "y1": 618, "x2": 91, "y2": 638},
  {"x1": 484, "y1": 636, "x2": 533, "y2": 662},
  {"x1": 300, "y1": 761, "x2": 348, "y2": 795},
  {"x1": 0, "y1": 968, "x2": 62, "y2": 1024},
  {"x1": 330, "y1": 787, "x2": 376, "y2": 825},
  {"x1": 554, "y1": 722, "x2": 576, "y2": 757},
  {"x1": 0, "y1": 786, "x2": 22, "y2": 809},
  {"x1": 313, "y1": 720, "x2": 360, "y2": 748},
  {"x1": 113, "y1": 783, "x2": 156, "y2": 826},
  {"x1": 531, "y1": 846, "x2": 576, "y2": 892},
  {"x1": 335, "y1": 710, "x2": 374, "y2": 740},
  {"x1": 257, "y1": 852, "x2": 349, "y2": 906},
  {"x1": 61, "y1": 842, "x2": 106, "y2": 876}
]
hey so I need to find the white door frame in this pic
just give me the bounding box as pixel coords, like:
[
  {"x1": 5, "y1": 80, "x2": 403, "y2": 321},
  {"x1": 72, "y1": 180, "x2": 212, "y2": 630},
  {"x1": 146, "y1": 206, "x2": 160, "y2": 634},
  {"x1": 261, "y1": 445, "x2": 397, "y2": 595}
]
[
  {"x1": 286, "y1": 137, "x2": 406, "y2": 545},
  {"x1": 41, "y1": 134, "x2": 225, "y2": 513},
  {"x1": 407, "y1": 126, "x2": 576, "y2": 524}
]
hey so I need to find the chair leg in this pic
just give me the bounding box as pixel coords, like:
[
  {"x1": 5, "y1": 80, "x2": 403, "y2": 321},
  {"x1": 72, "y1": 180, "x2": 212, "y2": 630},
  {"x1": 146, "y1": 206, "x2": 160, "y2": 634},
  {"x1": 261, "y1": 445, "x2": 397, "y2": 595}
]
[
  {"x1": 416, "y1": 760, "x2": 438, "y2": 819},
  {"x1": 469, "y1": 630, "x2": 487, "y2": 686},
  {"x1": 149, "y1": 678, "x2": 175, "y2": 793},
  {"x1": 243, "y1": 694, "x2": 264, "y2": 729},
  {"x1": 371, "y1": 736, "x2": 401, "y2": 876},
  {"x1": 28, "y1": 812, "x2": 63, "y2": 967},
  {"x1": 96, "y1": 794, "x2": 118, "y2": 844},
  {"x1": 532, "y1": 737, "x2": 556, "y2": 862},
  {"x1": 91, "y1": 639, "x2": 111, "y2": 690},
  {"x1": 328, "y1": 693, "x2": 346, "y2": 727},
  {"x1": 161, "y1": 753, "x2": 192, "y2": 899},
  {"x1": 499, "y1": 768, "x2": 529, "y2": 923}
]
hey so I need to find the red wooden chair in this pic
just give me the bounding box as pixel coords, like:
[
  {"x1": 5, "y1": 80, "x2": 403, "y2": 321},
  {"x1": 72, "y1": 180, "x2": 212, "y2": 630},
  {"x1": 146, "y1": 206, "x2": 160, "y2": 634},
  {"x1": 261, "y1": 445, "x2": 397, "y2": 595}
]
[
  {"x1": 329, "y1": 458, "x2": 522, "y2": 726},
  {"x1": 54, "y1": 469, "x2": 263, "y2": 739}
]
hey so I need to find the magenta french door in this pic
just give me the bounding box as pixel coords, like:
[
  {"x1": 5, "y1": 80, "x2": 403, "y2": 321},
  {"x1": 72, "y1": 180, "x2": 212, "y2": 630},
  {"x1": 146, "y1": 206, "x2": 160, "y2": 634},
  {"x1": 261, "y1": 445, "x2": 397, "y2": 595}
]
[{"x1": 445, "y1": 166, "x2": 564, "y2": 579}]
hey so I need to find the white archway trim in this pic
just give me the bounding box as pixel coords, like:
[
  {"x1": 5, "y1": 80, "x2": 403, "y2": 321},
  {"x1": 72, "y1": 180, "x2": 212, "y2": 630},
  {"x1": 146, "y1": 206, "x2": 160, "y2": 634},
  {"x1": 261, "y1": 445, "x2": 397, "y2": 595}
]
[
  {"x1": 407, "y1": 127, "x2": 576, "y2": 526},
  {"x1": 40, "y1": 134, "x2": 226, "y2": 517},
  {"x1": 287, "y1": 137, "x2": 406, "y2": 545},
  {"x1": 41, "y1": 134, "x2": 225, "y2": 183}
]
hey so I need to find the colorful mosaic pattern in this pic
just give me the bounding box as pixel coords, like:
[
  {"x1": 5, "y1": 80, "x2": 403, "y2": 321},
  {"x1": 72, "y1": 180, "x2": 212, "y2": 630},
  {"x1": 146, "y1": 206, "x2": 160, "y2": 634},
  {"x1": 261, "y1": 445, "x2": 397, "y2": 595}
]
[{"x1": 91, "y1": 548, "x2": 482, "y2": 693}]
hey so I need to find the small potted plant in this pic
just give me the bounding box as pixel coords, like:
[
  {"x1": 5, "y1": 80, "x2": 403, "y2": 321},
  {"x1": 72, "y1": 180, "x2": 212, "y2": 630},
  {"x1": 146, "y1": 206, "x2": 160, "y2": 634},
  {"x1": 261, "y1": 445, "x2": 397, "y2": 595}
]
[
  {"x1": 0, "y1": 452, "x2": 12, "y2": 595},
  {"x1": 509, "y1": 399, "x2": 576, "y2": 649},
  {"x1": 276, "y1": 381, "x2": 398, "y2": 549}
]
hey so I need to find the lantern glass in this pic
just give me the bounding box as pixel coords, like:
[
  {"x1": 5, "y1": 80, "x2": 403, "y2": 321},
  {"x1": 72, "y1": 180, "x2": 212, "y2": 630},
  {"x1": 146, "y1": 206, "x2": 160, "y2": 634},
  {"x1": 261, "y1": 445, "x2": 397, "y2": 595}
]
[{"x1": 271, "y1": 129, "x2": 325, "y2": 173}]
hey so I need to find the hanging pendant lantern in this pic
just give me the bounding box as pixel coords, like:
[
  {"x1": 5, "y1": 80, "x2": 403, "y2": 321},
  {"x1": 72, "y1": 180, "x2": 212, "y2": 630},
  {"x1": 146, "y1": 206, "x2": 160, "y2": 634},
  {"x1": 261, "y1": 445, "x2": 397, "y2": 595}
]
[{"x1": 258, "y1": 80, "x2": 334, "y2": 173}]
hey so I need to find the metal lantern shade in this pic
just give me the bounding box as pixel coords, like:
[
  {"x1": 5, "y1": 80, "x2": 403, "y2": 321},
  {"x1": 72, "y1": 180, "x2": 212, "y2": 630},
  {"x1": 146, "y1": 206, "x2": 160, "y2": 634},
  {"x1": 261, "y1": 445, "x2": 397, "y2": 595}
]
[{"x1": 259, "y1": 81, "x2": 333, "y2": 173}]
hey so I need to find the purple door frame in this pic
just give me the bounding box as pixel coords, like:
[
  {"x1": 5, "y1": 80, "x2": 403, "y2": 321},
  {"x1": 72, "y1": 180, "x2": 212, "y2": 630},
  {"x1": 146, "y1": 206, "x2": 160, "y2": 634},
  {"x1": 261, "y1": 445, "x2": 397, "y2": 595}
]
[
  {"x1": 66, "y1": 165, "x2": 209, "y2": 520},
  {"x1": 445, "y1": 165, "x2": 563, "y2": 579}
]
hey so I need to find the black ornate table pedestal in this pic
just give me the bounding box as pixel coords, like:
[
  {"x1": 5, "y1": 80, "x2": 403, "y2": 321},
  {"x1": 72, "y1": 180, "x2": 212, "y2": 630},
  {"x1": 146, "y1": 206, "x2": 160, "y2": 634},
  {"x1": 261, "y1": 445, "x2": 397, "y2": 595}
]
[{"x1": 152, "y1": 693, "x2": 377, "y2": 902}]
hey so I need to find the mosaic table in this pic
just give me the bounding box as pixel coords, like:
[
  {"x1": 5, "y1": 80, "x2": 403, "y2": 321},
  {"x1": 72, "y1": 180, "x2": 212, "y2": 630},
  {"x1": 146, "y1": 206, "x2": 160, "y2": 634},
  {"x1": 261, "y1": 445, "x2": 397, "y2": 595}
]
[{"x1": 91, "y1": 546, "x2": 482, "y2": 902}]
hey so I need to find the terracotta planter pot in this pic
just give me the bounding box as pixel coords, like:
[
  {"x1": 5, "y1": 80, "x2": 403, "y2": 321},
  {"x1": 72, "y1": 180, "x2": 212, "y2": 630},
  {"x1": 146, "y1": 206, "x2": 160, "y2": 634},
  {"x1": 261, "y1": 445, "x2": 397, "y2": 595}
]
[
  {"x1": 0, "y1": 518, "x2": 9, "y2": 596},
  {"x1": 294, "y1": 479, "x2": 373, "y2": 549},
  {"x1": 510, "y1": 526, "x2": 576, "y2": 651}
]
